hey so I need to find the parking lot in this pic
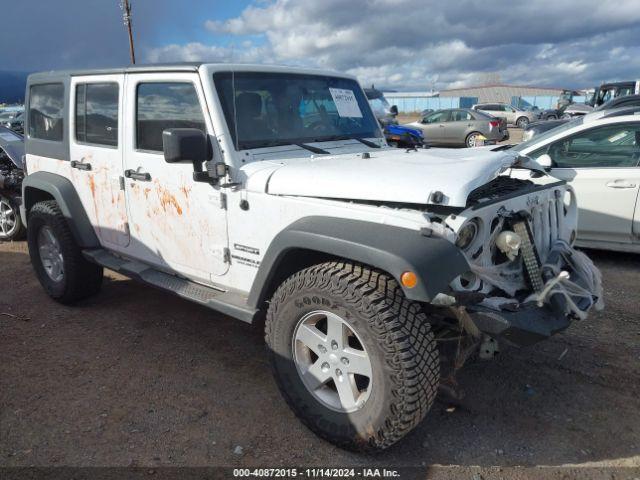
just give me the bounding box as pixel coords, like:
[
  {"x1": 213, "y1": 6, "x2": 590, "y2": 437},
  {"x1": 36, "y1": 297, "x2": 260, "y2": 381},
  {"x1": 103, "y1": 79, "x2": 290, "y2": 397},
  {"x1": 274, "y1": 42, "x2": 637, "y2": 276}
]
[{"x1": 1, "y1": 238, "x2": 639, "y2": 470}]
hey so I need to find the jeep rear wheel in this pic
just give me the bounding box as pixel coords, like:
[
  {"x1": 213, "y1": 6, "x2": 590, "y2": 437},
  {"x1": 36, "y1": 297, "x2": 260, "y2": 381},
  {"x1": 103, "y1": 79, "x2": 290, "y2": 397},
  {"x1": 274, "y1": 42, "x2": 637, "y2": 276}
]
[
  {"x1": 265, "y1": 261, "x2": 439, "y2": 451},
  {"x1": 27, "y1": 200, "x2": 103, "y2": 304},
  {"x1": 516, "y1": 116, "x2": 529, "y2": 128}
]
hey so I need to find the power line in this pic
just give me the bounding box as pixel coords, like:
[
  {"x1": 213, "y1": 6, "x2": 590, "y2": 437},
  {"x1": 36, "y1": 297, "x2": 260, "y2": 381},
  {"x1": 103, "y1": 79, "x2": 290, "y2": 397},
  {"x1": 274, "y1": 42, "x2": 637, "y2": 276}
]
[{"x1": 120, "y1": 0, "x2": 136, "y2": 64}]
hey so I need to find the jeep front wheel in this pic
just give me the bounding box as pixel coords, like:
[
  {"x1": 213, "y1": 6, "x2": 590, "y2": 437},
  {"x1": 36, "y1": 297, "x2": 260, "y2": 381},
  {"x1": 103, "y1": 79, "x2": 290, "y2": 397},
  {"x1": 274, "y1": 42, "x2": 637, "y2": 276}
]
[
  {"x1": 265, "y1": 261, "x2": 439, "y2": 451},
  {"x1": 27, "y1": 200, "x2": 103, "y2": 304}
]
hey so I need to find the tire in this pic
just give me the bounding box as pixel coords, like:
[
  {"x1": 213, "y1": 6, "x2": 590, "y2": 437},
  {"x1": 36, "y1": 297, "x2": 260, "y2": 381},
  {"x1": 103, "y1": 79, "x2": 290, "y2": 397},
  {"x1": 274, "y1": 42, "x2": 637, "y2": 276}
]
[
  {"x1": 265, "y1": 261, "x2": 439, "y2": 451},
  {"x1": 27, "y1": 200, "x2": 103, "y2": 304},
  {"x1": 465, "y1": 131, "x2": 482, "y2": 148},
  {"x1": 516, "y1": 116, "x2": 529, "y2": 129},
  {"x1": 0, "y1": 195, "x2": 25, "y2": 241},
  {"x1": 547, "y1": 114, "x2": 557, "y2": 120}
]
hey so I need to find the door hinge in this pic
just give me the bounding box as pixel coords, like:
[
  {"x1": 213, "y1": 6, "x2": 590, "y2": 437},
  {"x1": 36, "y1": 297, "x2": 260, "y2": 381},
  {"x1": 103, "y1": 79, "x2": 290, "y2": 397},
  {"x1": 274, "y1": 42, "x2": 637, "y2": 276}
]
[
  {"x1": 119, "y1": 176, "x2": 125, "y2": 190},
  {"x1": 223, "y1": 247, "x2": 231, "y2": 263}
]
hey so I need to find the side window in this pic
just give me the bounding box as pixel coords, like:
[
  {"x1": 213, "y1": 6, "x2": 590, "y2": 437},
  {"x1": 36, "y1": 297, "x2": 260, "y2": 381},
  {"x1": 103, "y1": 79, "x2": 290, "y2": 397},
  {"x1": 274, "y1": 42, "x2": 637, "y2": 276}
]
[
  {"x1": 29, "y1": 83, "x2": 64, "y2": 141},
  {"x1": 617, "y1": 87, "x2": 633, "y2": 97},
  {"x1": 76, "y1": 83, "x2": 119, "y2": 147},
  {"x1": 425, "y1": 111, "x2": 451, "y2": 123},
  {"x1": 136, "y1": 82, "x2": 206, "y2": 152},
  {"x1": 451, "y1": 110, "x2": 472, "y2": 122},
  {"x1": 532, "y1": 124, "x2": 640, "y2": 168}
]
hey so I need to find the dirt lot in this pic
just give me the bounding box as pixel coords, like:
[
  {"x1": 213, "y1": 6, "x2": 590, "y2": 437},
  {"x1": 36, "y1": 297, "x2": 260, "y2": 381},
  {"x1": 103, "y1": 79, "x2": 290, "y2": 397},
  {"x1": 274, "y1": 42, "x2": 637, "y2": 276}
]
[{"x1": 1, "y1": 239, "x2": 639, "y2": 473}]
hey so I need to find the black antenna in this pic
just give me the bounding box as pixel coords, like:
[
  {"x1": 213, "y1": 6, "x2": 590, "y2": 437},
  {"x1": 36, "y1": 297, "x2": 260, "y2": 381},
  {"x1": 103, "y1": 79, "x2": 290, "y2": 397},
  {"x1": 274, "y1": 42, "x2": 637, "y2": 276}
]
[{"x1": 120, "y1": 0, "x2": 136, "y2": 64}]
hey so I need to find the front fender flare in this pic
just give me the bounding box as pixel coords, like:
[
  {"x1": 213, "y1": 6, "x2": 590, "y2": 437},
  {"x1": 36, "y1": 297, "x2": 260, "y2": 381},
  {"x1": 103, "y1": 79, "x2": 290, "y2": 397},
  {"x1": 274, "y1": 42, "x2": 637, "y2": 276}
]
[
  {"x1": 247, "y1": 216, "x2": 470, "y2": 308},
  {"x1": 22, "y1": 171, "x2": 99, "y2": 248}
]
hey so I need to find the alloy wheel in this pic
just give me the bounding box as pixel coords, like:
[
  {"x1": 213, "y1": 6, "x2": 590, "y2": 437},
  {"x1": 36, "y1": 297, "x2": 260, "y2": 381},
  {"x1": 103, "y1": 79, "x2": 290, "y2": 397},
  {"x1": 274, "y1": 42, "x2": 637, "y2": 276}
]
[
  {"x1": 292, "y1": 310, "x2": 373, "y2": 413},
  {"x1": 0, "y1": 197, "x2": 19, "y2": 239},
  {"x1": 37, "y1": 225, "x2": 65, "y2": 282}
]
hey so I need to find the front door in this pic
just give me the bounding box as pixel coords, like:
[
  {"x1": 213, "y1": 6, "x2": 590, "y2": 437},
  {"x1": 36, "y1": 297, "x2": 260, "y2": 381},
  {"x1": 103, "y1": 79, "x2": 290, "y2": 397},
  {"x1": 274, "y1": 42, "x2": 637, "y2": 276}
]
[
  {"x1": 69, "y1": 75, "x2": 130, "y2": 249},
  {"x1": 535, "y1": 122, "x2": 640, "y2": 244},
  {"x1": 419, "y1": 110, "x2": 451, "y2": 145},
  {"x1": 123, "y1": 73, "x2": 229, "y2": 283}
]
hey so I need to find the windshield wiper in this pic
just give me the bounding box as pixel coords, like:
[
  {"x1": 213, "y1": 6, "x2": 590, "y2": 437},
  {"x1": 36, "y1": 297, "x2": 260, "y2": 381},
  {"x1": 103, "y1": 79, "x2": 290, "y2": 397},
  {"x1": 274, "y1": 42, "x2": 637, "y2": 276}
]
[
  {"x1": 310, "y1": 134, "x2": 381, "y2": 148},
  {"x1": 354, "y1": 137, "x2": 381, "y2": 148},
  {"x1": 294, "y1": 143, "x2": 330, "y2": 154}
]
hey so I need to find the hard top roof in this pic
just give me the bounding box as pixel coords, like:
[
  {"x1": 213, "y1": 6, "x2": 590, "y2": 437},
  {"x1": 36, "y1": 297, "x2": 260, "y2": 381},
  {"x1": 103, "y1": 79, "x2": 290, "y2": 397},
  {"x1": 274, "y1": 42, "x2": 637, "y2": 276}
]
[{"x1": 27, "y1": 62, "x2": 355, "y2": 83}]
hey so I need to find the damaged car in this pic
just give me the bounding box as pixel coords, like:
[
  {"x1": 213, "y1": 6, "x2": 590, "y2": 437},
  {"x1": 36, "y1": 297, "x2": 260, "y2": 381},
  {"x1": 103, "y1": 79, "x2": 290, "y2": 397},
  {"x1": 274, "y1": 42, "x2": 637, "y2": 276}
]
[
  {"x1": 22, "y1": 64, "x2": 602, "y2": 451},
  {"x1": 0, "y1": 126, "x2": 25, "y2": 240}
]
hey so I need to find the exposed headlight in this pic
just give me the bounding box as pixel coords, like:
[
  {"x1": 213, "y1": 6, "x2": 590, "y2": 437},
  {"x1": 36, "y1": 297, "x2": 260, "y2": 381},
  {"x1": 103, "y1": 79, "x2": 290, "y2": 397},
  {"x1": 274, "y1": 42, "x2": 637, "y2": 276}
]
[{"x1": 456, "y1": 220, "x2": 479, "y2": 250}]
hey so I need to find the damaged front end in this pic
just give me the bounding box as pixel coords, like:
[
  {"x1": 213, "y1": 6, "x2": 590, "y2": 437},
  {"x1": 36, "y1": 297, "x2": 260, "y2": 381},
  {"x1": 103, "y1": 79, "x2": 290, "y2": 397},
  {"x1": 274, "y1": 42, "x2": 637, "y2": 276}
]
[{"x1": 439, "y1": 176, "x2": 603, "y2": 347}]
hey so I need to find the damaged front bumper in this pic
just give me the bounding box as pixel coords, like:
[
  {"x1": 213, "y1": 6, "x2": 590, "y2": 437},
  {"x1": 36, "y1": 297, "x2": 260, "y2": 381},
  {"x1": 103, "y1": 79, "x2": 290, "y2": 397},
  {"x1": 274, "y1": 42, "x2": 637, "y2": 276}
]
[{"x1": 465, "y1": 240, "x2": 603, "y2": 346}]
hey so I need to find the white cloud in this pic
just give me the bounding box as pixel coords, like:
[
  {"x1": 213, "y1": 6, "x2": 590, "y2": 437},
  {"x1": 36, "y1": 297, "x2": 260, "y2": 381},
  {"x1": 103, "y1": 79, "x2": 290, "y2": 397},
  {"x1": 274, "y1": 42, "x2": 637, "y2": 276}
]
[{"x1": 145, "y1": 0, "x2": 640, "y2": 90}]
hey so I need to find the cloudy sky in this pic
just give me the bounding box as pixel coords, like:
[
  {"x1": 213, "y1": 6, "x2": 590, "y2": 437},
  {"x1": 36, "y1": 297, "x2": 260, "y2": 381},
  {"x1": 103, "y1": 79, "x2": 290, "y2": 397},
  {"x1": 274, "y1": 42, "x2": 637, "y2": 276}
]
[{"x1": 2, "y1": 0, "x2": 640, "y2": 91}]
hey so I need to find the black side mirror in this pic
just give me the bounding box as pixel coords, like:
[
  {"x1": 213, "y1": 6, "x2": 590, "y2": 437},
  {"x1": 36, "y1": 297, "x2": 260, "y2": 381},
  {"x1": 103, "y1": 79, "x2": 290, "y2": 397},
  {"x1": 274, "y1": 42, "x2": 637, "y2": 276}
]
[
  {"x1": 162, "y1": 128, "x2": 208, "y2": 164},
  {"x1": 163, "y1": 128, "x2": 226, "y2": 183},
  {"x1": 390, "y1": 105, "x2": 399, "y2": 116}
]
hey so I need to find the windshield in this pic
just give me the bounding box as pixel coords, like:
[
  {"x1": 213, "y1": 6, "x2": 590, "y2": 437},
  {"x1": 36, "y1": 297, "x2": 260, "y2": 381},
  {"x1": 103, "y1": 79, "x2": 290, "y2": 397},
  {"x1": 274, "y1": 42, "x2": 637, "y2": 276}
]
[
  {"x1": 368, "y1": 96, "x2": 392, "y2": 117},
  {"x1": 214, "y1": 72, "x2": 382, "y2": 150},
  {"x1": 512, "y1": 117, "x2": 584, "y2": 152}
]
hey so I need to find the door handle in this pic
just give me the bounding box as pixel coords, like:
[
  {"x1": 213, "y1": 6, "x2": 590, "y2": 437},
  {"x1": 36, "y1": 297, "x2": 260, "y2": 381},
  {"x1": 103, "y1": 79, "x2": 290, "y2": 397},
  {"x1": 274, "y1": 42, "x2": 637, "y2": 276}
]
[
  {"x1": 124, "y1": 169, "x2": 152, "y2": 181},
  {"x1": 439, "y1": 124, "x2": 445, "y2": 128},
  {"x1": 70, "y1": 160, "x2": 92, "y2": 171},
  {"x1": 606, "y1": 180, "x2": 637, "y2": 189}
]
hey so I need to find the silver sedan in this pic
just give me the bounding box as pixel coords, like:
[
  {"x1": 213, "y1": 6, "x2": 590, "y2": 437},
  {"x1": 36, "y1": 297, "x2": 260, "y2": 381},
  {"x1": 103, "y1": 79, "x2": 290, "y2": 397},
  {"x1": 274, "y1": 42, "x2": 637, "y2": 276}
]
[{"x1": 405, "y1": 108, "x2": 508, "y2": 147}]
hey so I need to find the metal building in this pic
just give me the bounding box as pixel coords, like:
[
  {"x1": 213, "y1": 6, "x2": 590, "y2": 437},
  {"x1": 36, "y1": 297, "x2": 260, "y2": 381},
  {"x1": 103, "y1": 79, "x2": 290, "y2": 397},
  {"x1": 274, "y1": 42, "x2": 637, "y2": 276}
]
[{"x1": 439, "y1": 84, "x2": 564, "y2": 104}]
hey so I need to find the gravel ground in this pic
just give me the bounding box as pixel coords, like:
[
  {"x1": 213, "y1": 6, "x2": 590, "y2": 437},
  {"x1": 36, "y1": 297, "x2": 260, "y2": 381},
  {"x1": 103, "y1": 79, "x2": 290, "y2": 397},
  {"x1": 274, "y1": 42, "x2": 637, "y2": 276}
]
[{"x1": 1, "y1": 239, "x2": 639, "y2": 474}]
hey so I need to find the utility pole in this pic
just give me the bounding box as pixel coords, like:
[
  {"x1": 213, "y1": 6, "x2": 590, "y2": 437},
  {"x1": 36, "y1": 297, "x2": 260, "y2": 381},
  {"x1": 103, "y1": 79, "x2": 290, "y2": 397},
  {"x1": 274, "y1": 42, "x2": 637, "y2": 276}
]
[{"x1": 120, "y1": 0, "x2": 136, "y2": 64}]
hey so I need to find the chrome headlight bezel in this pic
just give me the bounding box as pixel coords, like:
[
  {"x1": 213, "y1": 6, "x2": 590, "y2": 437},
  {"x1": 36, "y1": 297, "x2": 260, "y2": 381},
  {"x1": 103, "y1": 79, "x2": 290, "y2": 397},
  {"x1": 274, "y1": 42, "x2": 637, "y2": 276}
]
[{"x1": 456, "y1": 219, "x2": 480, "y2": 250}]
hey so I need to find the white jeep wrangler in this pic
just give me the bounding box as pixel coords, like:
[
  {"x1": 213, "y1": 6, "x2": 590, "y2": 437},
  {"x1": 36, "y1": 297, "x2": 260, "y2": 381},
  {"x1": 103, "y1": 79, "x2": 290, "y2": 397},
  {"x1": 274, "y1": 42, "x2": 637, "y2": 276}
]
[{"x1": 21, "y1": 63, "x2": 602, "y2": 451}]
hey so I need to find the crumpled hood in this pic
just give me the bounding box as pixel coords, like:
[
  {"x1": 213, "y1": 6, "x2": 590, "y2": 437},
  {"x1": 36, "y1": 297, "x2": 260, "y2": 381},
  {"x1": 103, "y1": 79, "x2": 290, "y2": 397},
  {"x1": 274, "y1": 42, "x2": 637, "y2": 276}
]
[
  {"x1": 265, "y1": 147, "x2": 542, "y2": 207},
  {"x1": 0, "y1": 127, "x2": 24, "y2": 169}
]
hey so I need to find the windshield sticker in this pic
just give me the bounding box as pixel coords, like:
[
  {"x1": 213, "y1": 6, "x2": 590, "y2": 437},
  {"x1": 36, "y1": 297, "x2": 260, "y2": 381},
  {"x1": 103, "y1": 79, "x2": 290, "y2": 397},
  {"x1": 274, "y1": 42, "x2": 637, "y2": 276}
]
[{"x1": 329, "y1": 88, "x2": 363, "y2": 118}]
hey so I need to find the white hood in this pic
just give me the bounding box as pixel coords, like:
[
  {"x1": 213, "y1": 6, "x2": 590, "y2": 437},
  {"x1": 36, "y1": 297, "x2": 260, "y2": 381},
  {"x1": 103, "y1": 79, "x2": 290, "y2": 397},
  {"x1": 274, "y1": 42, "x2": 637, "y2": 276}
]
[{"x1": 264, "y1": 147, "x2": 541, "y2": 208}]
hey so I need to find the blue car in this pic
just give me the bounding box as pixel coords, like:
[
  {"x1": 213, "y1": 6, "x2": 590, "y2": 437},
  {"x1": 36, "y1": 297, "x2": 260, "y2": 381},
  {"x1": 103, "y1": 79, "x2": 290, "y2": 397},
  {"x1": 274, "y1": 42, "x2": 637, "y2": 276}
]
[{"x1": 364, "y1": 87, "x2": 426, "y2": 148}]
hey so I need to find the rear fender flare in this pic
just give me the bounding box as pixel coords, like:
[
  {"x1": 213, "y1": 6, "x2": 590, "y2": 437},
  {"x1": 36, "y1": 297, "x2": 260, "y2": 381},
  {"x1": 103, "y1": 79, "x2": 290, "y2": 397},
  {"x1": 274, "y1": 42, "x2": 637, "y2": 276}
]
[{"x1": 22, "y1": 171, "x2": 99, "y2": 248}]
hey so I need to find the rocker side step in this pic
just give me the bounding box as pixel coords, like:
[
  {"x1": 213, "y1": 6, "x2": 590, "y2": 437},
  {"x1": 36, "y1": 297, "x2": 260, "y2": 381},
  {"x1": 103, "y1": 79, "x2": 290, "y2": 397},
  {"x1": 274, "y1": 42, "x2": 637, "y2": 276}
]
[{"x1": 83, "y1": 248, "x2": 258, "y2": 323}]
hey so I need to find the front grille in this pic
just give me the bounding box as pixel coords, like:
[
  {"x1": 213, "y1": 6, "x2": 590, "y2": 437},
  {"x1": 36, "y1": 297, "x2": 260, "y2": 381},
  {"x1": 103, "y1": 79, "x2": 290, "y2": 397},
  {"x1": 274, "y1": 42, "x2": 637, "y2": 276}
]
[
  {"x1": 529, "y1": 192, "x2": 565, "y2": 261},
  {"x1": 513, "y1": 220, "x2": 543, "y2": 292}
]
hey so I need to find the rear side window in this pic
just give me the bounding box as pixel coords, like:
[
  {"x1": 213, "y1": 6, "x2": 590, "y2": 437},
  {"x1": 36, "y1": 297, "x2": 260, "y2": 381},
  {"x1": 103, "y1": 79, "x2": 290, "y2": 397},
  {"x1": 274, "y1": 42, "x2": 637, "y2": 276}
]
[
  {"x1": 136, "y1": 82, "x2": 206, "y2": 152},
  {"x1": 451, "y1": 110, "x2": 472, "y2": 121},
  {"x1": 75, "y1": 83, "x2": 119, "y2": 147},
  {"x1": 29, "y1": 83, "x2": 64, "y2": 141}
]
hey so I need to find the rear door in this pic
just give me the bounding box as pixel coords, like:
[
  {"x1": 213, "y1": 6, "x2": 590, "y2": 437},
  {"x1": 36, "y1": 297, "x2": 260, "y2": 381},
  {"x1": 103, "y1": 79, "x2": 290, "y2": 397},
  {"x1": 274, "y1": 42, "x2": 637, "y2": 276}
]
[
  {"x1": 69, "y1": 75, "x2": 130, "y2": 249},
  {"x1": 529, "y1": 122, "x2": 640, "y2": 244},
  {"x1": 448, "y1": 110, "x2": 473, "y2": 143},
  {"x1": 123, "y1": 72, "x2": 229, "y2": 283}
]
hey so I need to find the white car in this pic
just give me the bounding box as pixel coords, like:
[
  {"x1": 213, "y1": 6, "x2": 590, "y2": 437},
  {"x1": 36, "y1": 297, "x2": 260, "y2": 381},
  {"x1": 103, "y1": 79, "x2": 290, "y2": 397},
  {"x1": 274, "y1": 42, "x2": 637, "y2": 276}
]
[
  {"x1": 507, "y1": 107, "x2": 640, "y2": 253},
  {"x1": 472, "y1": 103, "x2": 538, "y2": 128},
  {"x1": 21, "y1": 63, "x2": 601, "y2": 451}
]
